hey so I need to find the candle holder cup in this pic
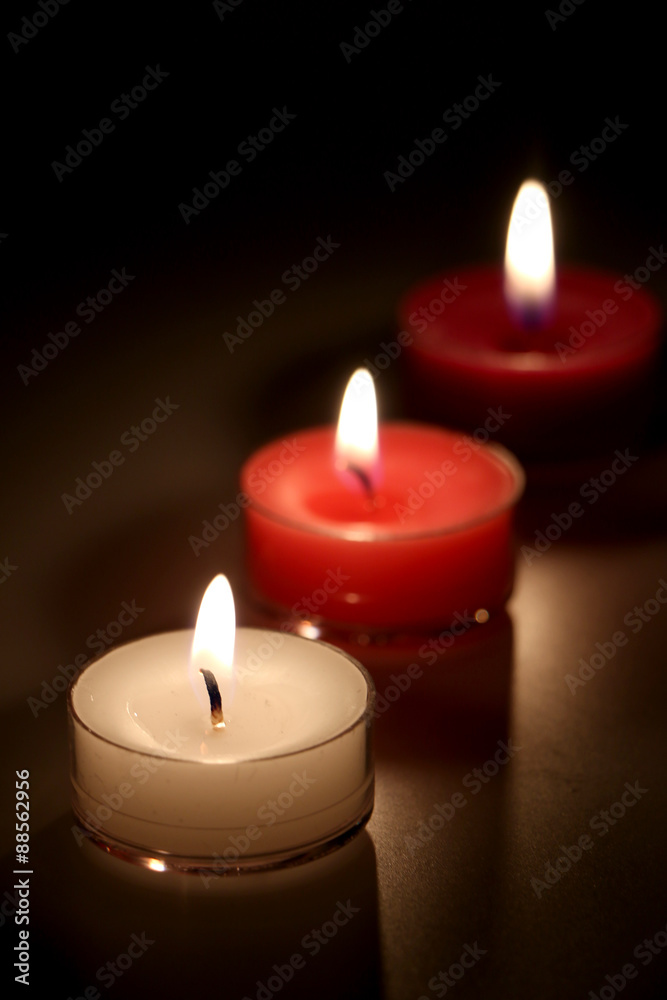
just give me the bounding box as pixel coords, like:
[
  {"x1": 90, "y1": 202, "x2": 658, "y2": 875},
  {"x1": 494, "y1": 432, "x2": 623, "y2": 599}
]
[
  {"x1": 68, "y1": 629, "x2": 375, "y2": 874},
  {"x1": 400, "y1": 266, "x2": 663, "y2": 461},
  {"x1": 241, "y1": 426, "x2": 525, "y2": 651}
]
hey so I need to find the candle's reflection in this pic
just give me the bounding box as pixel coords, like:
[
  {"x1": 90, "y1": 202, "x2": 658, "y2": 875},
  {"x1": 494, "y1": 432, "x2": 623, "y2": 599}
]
[
  {"x1": 24, "y1": 816, "x2": 383, "y2": 1000},
  {"x1": 367, "y1": 608, "x2": 516, "y2": 994},
  {"x1": 366, "y1": 609, "x2": 515, "y2": 765}
]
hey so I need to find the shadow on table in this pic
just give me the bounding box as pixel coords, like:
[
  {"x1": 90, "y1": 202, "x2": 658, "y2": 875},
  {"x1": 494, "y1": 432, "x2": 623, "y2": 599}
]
[
  {"x1": 517, "y1": 439, "x2": 667, "y2": 542},
  {"x1": 15, "y1": 815, "x2": 383, "y2": 1000}
]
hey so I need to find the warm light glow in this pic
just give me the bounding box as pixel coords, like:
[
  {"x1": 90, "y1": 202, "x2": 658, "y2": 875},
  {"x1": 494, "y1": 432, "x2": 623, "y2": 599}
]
[
  {"x1": 335, "y1": 368, "x2": 380, "y2": 492},
  {"x1": 295, "y1": 621, "x2": 322, "y2": 640},
  {"x1": 189, "y1": 575, "x2": 236, "y2": 722},
  {"x1": 146, "y1": 858, "x2": 167, "y2": 872},
  {"x1": 504, "y1": 179, "x2": 555, "y2": 323}
]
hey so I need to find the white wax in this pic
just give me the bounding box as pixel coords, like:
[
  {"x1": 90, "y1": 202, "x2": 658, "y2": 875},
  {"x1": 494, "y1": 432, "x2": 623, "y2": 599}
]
[{"x1": 68, "y1": 629, "x2": 374, "y2": 868}]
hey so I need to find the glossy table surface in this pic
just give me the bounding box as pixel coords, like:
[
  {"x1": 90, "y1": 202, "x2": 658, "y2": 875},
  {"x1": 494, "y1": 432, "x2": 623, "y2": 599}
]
[
  {"x1": 2, "y1": 6, "x2": 666, "y2": 998},
  {"x1": 2, "y1": 272, "x2": 666, "y2": 998}
]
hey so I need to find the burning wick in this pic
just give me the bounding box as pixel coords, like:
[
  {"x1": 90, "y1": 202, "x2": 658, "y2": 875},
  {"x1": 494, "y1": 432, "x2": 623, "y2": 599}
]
[
  {"x1": 335, "y1": 368, "x2": 379, "y2": 505},
  {"x1": 514, "y1": 303, "x2": 546, "y2": 331},
  {"x1": 347, "y1": 462, "x2": 374, "y2": 498},
  {"x1": 200, "y1": 668, "x2": 225, "y2": 729}
]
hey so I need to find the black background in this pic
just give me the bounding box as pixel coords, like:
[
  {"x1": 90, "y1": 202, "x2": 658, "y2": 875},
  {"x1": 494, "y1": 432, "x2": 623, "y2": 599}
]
[{"x1": 1, "y1": 3, "x2": 667, "y2": 999}]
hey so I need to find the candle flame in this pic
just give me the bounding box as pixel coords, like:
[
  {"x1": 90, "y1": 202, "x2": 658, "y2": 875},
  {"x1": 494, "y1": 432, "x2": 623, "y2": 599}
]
[
  {"x1": 335, "y1": 368, "x2": 380, "y2": 493},
  {"x1": 189, "y1": 574, "x2": 235, "y2": 727},
  {"x1": 504, "y1": 179, "x2": 555, "y2": 325}
]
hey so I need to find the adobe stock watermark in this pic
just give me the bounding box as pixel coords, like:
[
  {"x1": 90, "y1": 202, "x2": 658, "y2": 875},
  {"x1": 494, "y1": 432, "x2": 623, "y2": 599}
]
[
  {"x1": 212, "y1": 0, "x2": 245, "y2": 20},
  {"x1": 369, "y1": 606, "x2": 492, "y2": 727},
  {"x1": 384, "y1": 74, "x2": 501, "y2": 192},
  {"x1": 17, "y1": 267, "x2": 135, "y2": 385},
  {"x1": 521, "y1": 448, "x2": 638, "y2": 565},
  {"x1": 51, "y1": 67, "x2": 169, "y2": 182},
  {"x1": 545, "y1": 0, "x2": 586, "y2": 32},
  {"x1": 188, "y1": 437, "x2": 306, "y2": 555},
  {"x1": 28, "y1": 599, "x2": 145, "y2": 717},
  {"x1": 393, "y1": 407, "x2": 511, "y2": 524},
  {"x1": 0, "y1": 557, "x2": 18, "y2": 585},
  {"x1": 405, "y1": 739, "x2": 521, "y2": 855},
  {"x1": 290, "y1": 568, "x2": 351, "y2": 622},
  {"x1": 178, "y1": 106, "x2": 296, "y2": 224},
  {"x1": 196, "y1": 771, "x2": 317, "y2": 883},
  {"x1": 234, "y1": 568, "x2": 352, "y2": 681},
  {"x1": 587, "y1": 921, "x2": 667, "y2": 1000},
  {"x1": 506, "y1": 116, "x2": 629, "y2": 228},
  {"x1": 339, "y1": 1, "x2": 411, "y2": 62},
  {"x1": 61, "y1": 932, "x2": 155, "y2": 997},
  {"x1": 529, "y1": 780, "x2": 648, "y2": 898},
  {"x1": 61, "y1": 396, "x2": 179, "y2": 514},
  {"x1": 71, "y1": 729, "x2": 190, "y2": 847},
  {"x1": 565, "y1": 579, "x2": 667, "y2": 694},
  {"x1": 402, "y1": 277, "x2": 468, "y2": 334},
  {"x1": 222, "y1": 235, "x2": 340, "y2": 352},
  {"x1": 356, "y1": 276, "x2": 467, "y2": 383},
  {"x1": 418, "y1": 942, "x2": 487, "y2": 999},
  {"x1": 556, "y1": 244, "x2": 667, "y2": 361},
  {"x1": 240, "y1": 900, "x2": 359, "y2": 1000},
  {"x1": 588, "y1": 918, "x2": 667, "y2": 1000},
  {"x1": 176, "y1": 571, "x2": 353, "y2": 699},
  {"x1": 8, "y1": 0, "x2": 70, "y2": 54}
]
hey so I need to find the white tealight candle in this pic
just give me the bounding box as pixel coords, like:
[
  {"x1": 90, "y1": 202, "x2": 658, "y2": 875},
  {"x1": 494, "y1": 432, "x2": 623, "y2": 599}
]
[{"x1": 68, "y1": 576, "x2": 375, "y2": 872}]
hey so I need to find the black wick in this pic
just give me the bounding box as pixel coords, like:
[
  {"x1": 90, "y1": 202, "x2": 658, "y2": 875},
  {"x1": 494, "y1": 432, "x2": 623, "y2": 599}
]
[
  {"x1": 200, "y1": 668, "x2": 224, "y2": 728},
  {"x1": 347, "y1": 463, "x2": 374, "y2": 498}
]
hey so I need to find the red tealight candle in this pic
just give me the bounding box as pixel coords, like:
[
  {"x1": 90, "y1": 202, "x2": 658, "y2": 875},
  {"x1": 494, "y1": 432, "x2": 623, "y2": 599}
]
[
  {"x1": 241, "y1": 370, "x2": 524, "y2": 638},
  {"x1": 400, "y1": 180, "x2": 663, "y2": 460}
]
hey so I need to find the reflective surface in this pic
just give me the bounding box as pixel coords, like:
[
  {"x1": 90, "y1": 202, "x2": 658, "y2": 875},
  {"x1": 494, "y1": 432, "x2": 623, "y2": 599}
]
[{"x1": 2, "y1": 7, "x2": 667, "y2": 997}]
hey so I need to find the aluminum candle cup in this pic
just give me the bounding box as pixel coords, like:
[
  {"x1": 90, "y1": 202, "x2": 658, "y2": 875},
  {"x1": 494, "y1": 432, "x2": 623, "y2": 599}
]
[{"x1": 68, "y1": 628, "x2": 375, "y2": 873}]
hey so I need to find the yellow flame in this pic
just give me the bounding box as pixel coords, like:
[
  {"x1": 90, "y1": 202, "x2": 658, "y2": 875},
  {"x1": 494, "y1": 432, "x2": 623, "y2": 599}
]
[
  {"x1": 504, "y1": 179, "x2": 555, "y2": 314},
  {"x1": 335, "y1": 369, "x2": 379, "y2": 485},
  {"x1": 189, "y1": 575, "x2": 235, "y2": 712}
]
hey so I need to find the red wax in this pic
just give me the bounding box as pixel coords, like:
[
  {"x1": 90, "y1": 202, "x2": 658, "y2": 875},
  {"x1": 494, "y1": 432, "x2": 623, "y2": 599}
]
[
  {"x1": 400, "y1": 267, "x2": 663, "y2": 459},
  {"x1": 240, "y1": 423, "x2": 524, "y2": 631}
]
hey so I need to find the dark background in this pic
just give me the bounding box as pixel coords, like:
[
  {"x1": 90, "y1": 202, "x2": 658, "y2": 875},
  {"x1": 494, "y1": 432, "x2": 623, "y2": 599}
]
[{"x1": 1, "y1": 3, "x2": 667, "y2": 999}]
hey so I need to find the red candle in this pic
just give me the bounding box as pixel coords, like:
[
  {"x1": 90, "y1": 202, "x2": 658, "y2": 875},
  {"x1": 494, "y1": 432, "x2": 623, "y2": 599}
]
[
  {"x1": 400, "y1": 181, "x2": 663, "y2": 460},
  {"x1": 241, "y1": 371, "x2": 524, "y2": 635}
]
